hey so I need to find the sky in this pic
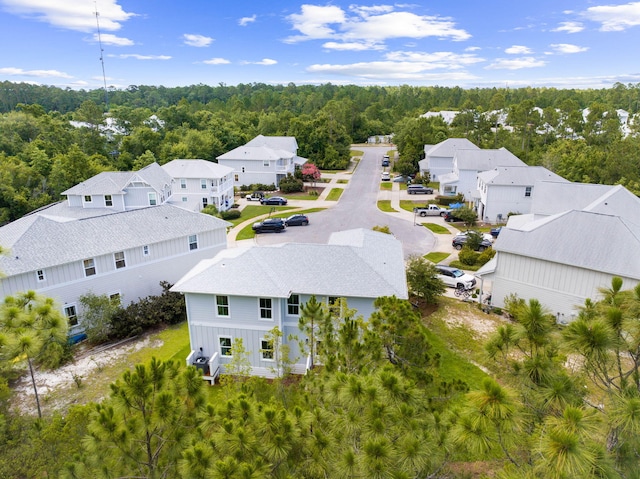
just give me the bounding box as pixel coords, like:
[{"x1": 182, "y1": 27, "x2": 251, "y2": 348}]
[{"x1": 1, "y1": 0, "x2": 640, "y2": 91}]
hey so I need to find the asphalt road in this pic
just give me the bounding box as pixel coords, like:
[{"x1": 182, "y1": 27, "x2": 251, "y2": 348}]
[{"x1": 254, "y1": 146, "x2": 436, "y2": 258}]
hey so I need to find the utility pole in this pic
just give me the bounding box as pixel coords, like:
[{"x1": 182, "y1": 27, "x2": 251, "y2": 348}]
[{"x1": 95, "y1": 2, "x2": 109, "y2": 112}]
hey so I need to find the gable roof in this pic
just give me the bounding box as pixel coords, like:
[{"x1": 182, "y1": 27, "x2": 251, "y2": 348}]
[
  {"x1": 0, "y1": 204, "x2": 230, "y2": 276},
  {"x1": 217, "y1": 145, "x2": 294, "y2": 161},
  {"x1": 425, "y1": 138, "x2": 479, "y2": 158},
  {"x1": 245, "y1": 134, "x2": 298, "y2": 152},
  {"x1": 454, "y1": 147, "x2": 525, "y2": 171},
  {"x1": 495, "y1": 210, "x2": 640, "y2": 280},
  {"x1": 162, "y1": 159, "x2": 234, "y2": 178},
  {"x1": 171, "y1": 229, "x2": 408, "y2": 300},
  {"x1": 61, "y1": 162, "x2": 172, "y2": 196},
  {"x1": 478, "y1": 166, "x2": 568, "y2": 186}
]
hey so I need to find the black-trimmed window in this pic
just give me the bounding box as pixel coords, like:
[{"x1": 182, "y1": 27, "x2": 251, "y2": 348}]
[
  {"x1": 84, "y1": 258, "x2": 96, "y2": 277},
  {"x1": 188, "y1": 234, "x2": 198, "y2": 250},
  {"x1": 287, "y1": 294, "x2": 300, "y2": 315},
  {"x1": 216, "y1": 296, "x2": 229, "y2": 316},
  {"x1": 261, "y1": 339, "x2": 274, "y2": 360},
  {"x1": 219, "y1": 337, "x2": 232, "y2": 356},
  {"x1": 105, "y1": 195, "x2": 113, "y2": 207},
  {"x1": 64, "y1": 305, "x2": 78, "y2": 326},
  {"x1": 36, "y1": 269, "x2": 46, "y2": 282},
  {"x1": 259, "y1": 298, "x2": 272, "y2": 319},
  {"x1": 114, "y1": 251, "x2": 126, "y2": 269},
  {"x1": 525, "y1": 186, "x2": 532, "y2": 197}
]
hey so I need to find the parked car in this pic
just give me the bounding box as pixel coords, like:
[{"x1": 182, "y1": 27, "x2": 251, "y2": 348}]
[
  {"x1": 252, "y1": 218, "x2": 286, "y2": 233},
  {"x1": 285, "y1": 214, "x2": 309, "y2": 226},
  {"x1": 455, "y1": 230, "x2": 494, "y2": 242},
  {"x1": 435, "y1": 265, "x2": 477, "y2": 290},
  {"x1": 245, "y1": 191, "x2": 265, "y2": 201},
  {"x1": 490, "y1": 226, "x2": 503, "y2": 238},
  {"x1": 393, "y1": 175, "x2": 412, "y2": 183},
  {"x1": 452, "y1": 235, "x2": 492, "y2": 251},
  {"x1": 407, "y1": 184, "x2": 434, "y2": 194},
  {"x1": 381, "y1": 172, "x2": 391, "y2": 181},
  {"x1": 260, "y1": 196, "x2": 288, "y2": 205},
  {"x1": 443, "y1": 210, "x2": 464, "y2": 222},
  {"x1": 382, "y1": 155, "x2": 390, "y2": 167}
]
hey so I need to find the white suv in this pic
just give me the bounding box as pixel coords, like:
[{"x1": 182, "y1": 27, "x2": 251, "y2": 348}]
[{"x1": 435, "y1": 265, "x2": 476, "y2": 290}]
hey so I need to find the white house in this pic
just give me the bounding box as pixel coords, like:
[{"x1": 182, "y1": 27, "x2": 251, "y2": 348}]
[
  {"x1": 418, "y1": 138, "x2": 479, "y2": 182},
  {"x1": 0, "y1": 165, "x2": 230, "y2": 337},
  {"x1": 477, "y1": 183, "x2": 640, "y2": 321},
  {"x1": 475, "y1": 166, "x2": 568, "y2": 224},
  {"x1": 217, "y1": 135, "x2": 307, "y2": 188},
  {"x1": 437, "y1": 147, "x2": 525, "y2": 199},
  {"x1": 162, "y1": 159, "x2": 235, "y2": 212},
  {"x1": 171, "y1": 229, "x2": 408, "y2": 379}
]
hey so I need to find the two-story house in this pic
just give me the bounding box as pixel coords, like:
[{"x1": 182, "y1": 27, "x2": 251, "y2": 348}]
[
  {"x1": 171, "y1": 229, "x2": 408, "y2": 379},
  {"x1": 217, "y1": 135, "x2": 307, "y2": 188},
  {"x1": 0, "y1": 163, "x2": 230, "y2": 337},
  {"x1": 418, "y1": 138, "x2": 479, "y2": 182},
  {"x1": 475, "y1": 166, "x2": 568, "y2": 223},
  {"x1": 162, "y1": 159, "x2": 235, "y2": 212},
  {"x1": 437, "y1": 147, "x2": 525, "y2": 199},
  {"x1": 478, "y1": 183, "x2": 640, "y2": 322}
]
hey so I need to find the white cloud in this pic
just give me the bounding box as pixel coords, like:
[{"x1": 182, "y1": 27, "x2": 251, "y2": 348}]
[
  {"x1": 238, "y1": 14, "x2": 256, "y2": 26},
  {"x1": 285, "y1": 5, "x2": 470, "y2": 44},
  {"x1": 0, "y1": 0, "x2": 135, "y2": 32},
  {"x1": 307, "y1": 61, "x2": 479, "y2": 82},
  {"x1": 183, "y1": 34, "x2": 213, "y2": 47},
  {"x1": 583, "y1": 2, "x2": 640, "y2": 31},
  {"x1": 203, "y1": 57, "x2": 230, "y2": 65},
  {"x1": 505, "y1": 45, "x2": 532, "y2": 54},
  {"x1": 552, "y1": 21, "x2": 584, "y2": 33},
  {"x1": 0, "y1": 67, "x2": 72, "y2": 78},
  {"x1": 465, "y1": 46, "x2": 481, "y2": 52},
  {"x1": 94, "y1": 33, "x2": 133, "y2": 46},
  {"x1": 385, "y1": 50, "x2": 485, "y2": 68},
  {"x1": 485, "y1": 57, "x2": 546, "y2": 70},
  {"x1": 549, "y1": 43, "x2": 588, "y2": 54},
  {"x1": 110, "y1": 54, "x2": 171, "y2": 60},
  {"x1": 349, "y1": 5, "x2": 394, "y2": 17},
  {"x1": 242, "y1": 58, "x2": 277, "y2": 66},
  {"x1": 322, "y1": 41, "x2": 385, "y2": 51}
]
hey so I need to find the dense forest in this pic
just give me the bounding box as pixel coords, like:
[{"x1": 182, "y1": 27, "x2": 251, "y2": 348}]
[{"x1": 1, "y1": 80, "x2": 640, "y2": 223}]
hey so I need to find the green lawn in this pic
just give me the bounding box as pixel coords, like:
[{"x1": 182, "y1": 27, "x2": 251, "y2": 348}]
[
  {"x1": 337, "y1": 179, "x2": 349, "y2": 184},
  {"x1": 421, "y1": 223, "x2": 450, "y2": 234},
  {"x1": 380, "y1": 182, "x2": 392, "y2": 190},
  {"x1": 326, "y1": 188, "x2": 344, "y2": 201},
  {"x1": 424, "y1": 252, "x2": 450, "y2": 263},
  {"x1": 377, "y1": 200, "x2": 397, "y2": 212},
  {"x1": 350, "y1": 149, "x2": 364, "y2": 157},
  {"x1": 399, "y1": 200, "x2": 433, "y2": 212}
]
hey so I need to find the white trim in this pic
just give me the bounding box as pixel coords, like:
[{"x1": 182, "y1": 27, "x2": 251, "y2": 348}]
[
  {"x1": 216, "y1": 295, "x2": 230, "y2": 317},
  {"x1": 260, "y1": 337, "x2": 275, "y2": 361},
  {"x1": 218, "y1": 335, "x2": 233, "y2": 357},
  {"x1": 258, "y1": 297, "x2": 273, "y2": 320},
  {"x1": 36, "y1": 269, "x2": 46, "y2": 282}
]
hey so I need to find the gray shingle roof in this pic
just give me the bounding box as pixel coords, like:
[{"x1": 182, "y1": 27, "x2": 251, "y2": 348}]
[
  {"x1": 426, "y1": 138, "x2": 479, "y2": 158},
  {"x1": 478, "y1": 166, "x2": 568, "y2": 186},
  {"x1": 61, "y1": 163, "x2": 172, "y2": 196},
  {"x1": 217, "y1": 145, "x2": 294, "y2": 161},
  {"x1": 162, "y1": 159, "x2": 234, "y2": 178},
  {"x1": 171, "y1": 229, "x2": 408, "y2": 300},
  {"x1": 454, "y1": 148, "x2": 525, "y2": 171},
  {"x1": 0, "y1": 204, "x2": 230, "y2": 275},
  {"x1": 245, "y1": 134, "x2": 298, "y2": 152}
]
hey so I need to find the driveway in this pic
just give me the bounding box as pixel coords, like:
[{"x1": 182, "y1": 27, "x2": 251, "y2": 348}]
[{"x1": 248, "y1": 145, "x2": 439, "y2": 258}]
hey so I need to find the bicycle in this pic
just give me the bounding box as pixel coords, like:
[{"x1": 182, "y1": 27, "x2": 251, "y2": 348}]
[{"x1": 454, "y1": 286, "x2": 471, "y2": 299}]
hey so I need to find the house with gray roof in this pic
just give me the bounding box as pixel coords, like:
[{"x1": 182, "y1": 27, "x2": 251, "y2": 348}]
[
  {"x1": 437, "y1": 147, "x2": 526, "y2": 199},
  {"x1": 162, "y1": 159, "x2": 235, "y2": 212},
  {"x1": 418, "y1": 138, "x2": 479, "y2": 182},
  {"x1": 476, "y1": 166, "x2": 568, "y2": 224},
  {"x1": 217, "y1": 135, "x2": 307, "y2": 188},
  {"x1": 477, "y1": 183, "x2": 640, "y2": 322},
  {"x1": 171, "y1": 229, "x2": 408, "y2": 378},
  {"x1": 0, "y1": 168, "x2": 230, "y2": 336}
]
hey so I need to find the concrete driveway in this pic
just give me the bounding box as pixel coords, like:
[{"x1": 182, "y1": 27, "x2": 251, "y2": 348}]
[{"x1": 230, "y1": 145, "x2": 461, "y2": 259}]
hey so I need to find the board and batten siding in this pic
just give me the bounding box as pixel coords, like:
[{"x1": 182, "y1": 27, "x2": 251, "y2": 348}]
[
  {"x1": 123, "y1": 186, "x2": 158, "y2": 208},
  {"x1": 492, "y1": 252, "x2": 640, "y2": 321},
  {"x1": 483, "y1": 185, "x2": 533, "y2": 221}
]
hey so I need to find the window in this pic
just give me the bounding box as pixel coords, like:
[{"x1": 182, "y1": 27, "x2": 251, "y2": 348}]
[
  {"x1": 234, "y1": 174, "x2": 239, "y2": 181},
  {"x1": 182, "y1": 197, "x2": 188, "y2": 202},
  {"x1": 188, "y1": 234, "x2": 198, "y2": 250},
  {"x1": 261, "y1": 339, "x2": 274, "y2": 360},
  {"x1": 109, "y1": 292, "x2": 121, "y2": 303},
  {"x1": 64, "y1": 305, "x2": 78, "y2": 326},
  {"x1": 263, "y1": 160, "x2": 269, "y2": 167},
  {"x1": 84, "y1": 195, "x2": 92, "y2": 203},
  {"x1": 114, "y1": 251, "x2": 126, "y2": 269},
  {"x1": 525, "y1": 186, "x2": 532, "y2": 197},
  {"x1": 83, "y1": 258, "x2": 96, "y2": 277},
  {"x1": 259, "y1": 298, "x2": 272, "y2": 319},
  {"x1": 219, "y1": 336, "x2": 232, "y2": 356},
  {"x1": 180, "y1": 178, "x2": 187, "y2": 189},
  {"x1": 202, "y1": 197, "x2": 208, "y2": 207},
  {"x1": 148, "y1": 192, "x2": 157, "y2": 205},
  {"x1": 142, "y1": 245, "x2": 150, "y2": 256},
  {"x1": 104, "y1": 195, "x2": 113, "y2": 207},
  {"x1": 36, "y1": 269, "x2": 46, "y2": 282},
  {"x1": 216, "y1": 296, "x2": 229, "y2": 316},
  {"x1": 201, "y1": 179, "x2": 207, "y2": 189},
  {"x1": 287, "y1": 294, "x2": 300, "y2": 315}
]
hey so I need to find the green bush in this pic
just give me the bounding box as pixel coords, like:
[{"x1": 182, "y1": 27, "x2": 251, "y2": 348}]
[
  {"x1": 458, "y1": 247, "x2": 480, "y2": 266},
  {"x1": 279, "y1": 174, "x2": 304, "y2": 193},
  {"x1": 477, "y1": 247, "x2": 496, "y2": 266},
  {"x1": 220, "y1": 209, "x2": 241, "y2": 220},
  {"x1": 436, "y1": 193, "x2": 465, "y2": 206}
]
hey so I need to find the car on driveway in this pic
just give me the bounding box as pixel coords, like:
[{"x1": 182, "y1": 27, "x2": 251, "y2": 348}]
[
  {"x1": 381, "y1": 172, "x2": 391, "y2": 181},
  {"x1": 252, "y1": 218, "x2": 286, "y2": 233},
  {"x1": 260, "y1": 196, "x2": 288, "y2": 205},
  {"x1": 393, "y1": 175, "x2": 412, "y2": 183},
  {"x1": 407, "y1": 184, "x2": 434, "y2": 194},
  {"x1": 285, "y1": 214, "x2": 309, "y2": 226},
  {"x1": 443, "y1": 210, "x2": 464, "y2": 222},
  {"x1": 490, "y1": 226, "x2": 502, "y2": 238},
  {"x1": 435, "y1": 265, "x2": 476, "y2": 290},
  {"x1": 455, "y1": 230, "x2": 494, "y2": 243},
  {"x1": 452, "y1": 235, "x2": 492, "y2": 251}
]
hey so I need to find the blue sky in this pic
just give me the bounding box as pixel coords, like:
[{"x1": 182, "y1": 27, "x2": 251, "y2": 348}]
[{"x1": 1, "y1": 0, "x2": 640, "y2": 90}]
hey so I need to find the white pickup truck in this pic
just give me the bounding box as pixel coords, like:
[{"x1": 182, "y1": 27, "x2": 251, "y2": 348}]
[{"x1": 413, "y1": 204, "x2": 448, "y2": 217}]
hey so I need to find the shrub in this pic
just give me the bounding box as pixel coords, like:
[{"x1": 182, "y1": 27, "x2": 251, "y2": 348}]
[
  {"x1": 372, "y1": 225, "x2": 392, "y2": 234},
  {"x1": 201, "y1": 205, "x2": 218, "y2": 216},
  {"x1": 477, "y1": 247, "x2": 496, "y2": 266},
  {"x1": 279, "y1": 174, "x2": 304, "y2": 193},
  {"x1": 220, "y1": 209, "x2": 241, "y2": 220},
  {"x1": 458, "y1": 247, "x2": 480, "y2": 266}
]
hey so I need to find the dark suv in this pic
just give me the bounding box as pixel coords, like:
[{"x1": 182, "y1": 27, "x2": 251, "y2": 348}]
[
  {"x1": 443, "y1": 210, "x2": 463, "y2": 222},
  {"x1": 252, "y1": 218, "x2": 286, "y2": 233},
  {"x1": 452, "y1": 235, "x2": 492, "y2": 252}
]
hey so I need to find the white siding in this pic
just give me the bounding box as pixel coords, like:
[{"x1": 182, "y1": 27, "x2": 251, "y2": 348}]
[{"x1": 483, "y1": 185, "x2": 534, "y2": 223}]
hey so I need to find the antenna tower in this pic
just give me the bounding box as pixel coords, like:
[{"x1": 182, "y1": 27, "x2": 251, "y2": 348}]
[{"x1": 94, "y1": 2, "x2": 109, "y2": 111}]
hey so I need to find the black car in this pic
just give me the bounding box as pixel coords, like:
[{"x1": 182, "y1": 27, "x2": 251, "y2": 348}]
[
  {"x1": 285, "y1": 214, "x2": 309, "y2": 226},
  {"x1": 452, "y1": 235, "x2": 492, "y2": 252},
  {"x1": 260, "y1": 196, "x2": 288, "y2": 205},
  {"x1": 443, "y1": 210, "x2": 464, "y2": 222},
  {"x1": 252, "y1": 218, "x2": 286, "y2": 233}
]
